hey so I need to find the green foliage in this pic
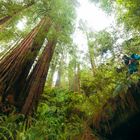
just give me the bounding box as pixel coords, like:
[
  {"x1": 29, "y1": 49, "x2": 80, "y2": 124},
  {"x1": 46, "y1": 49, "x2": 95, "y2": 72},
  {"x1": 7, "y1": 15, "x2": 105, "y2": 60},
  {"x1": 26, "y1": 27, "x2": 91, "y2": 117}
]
[
  {"x1": 92, "y1": 77, "x2": 140, "y2": 135},
  {"x1": 81, "y1": 61, "x2": 126, "y2": 102},
  {"x1": 0, "y1": 114, "x2": 27, "y2": 140},
  {"x1": 121, "y1": 35, "x2": 140, "y2": 54},
  {"x1": 0, "y1": 0, "x2": 23, "y2": 18},
  {"x1": 0, "y1": 88, "x2": 94, "y2": 140},
  {"x1": 94, "y1": 30, "x2": 114, "y2": 55},
  {"x1": 117, "y1": 0, "x2": 140, "y2": 31},
  {"x1": 28, "y1": 88, "x2": 91, "y2": 140},
  {"x1": 0, "y1": 67, "x2": 139, "y2": 140},
  {"x1": 45, "y1": 0, "x2": 76, "y2": 44},
  {"x1": 89, "y1": 0, "x2": 114, "y2": 14}
]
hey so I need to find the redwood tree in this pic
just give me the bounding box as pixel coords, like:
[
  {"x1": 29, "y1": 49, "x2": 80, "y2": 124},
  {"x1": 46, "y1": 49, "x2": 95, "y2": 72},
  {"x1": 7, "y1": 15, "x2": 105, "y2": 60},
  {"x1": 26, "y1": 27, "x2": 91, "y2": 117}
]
[
  {"x1": 0, "y1": 17, "x2": 51, "y2": 103},
  {"x1": 21, "y1": 38, "x2": 57, "y2": 115},
  {"x1": 0, "y1": 0, "x2": 76, "y2": 115}
]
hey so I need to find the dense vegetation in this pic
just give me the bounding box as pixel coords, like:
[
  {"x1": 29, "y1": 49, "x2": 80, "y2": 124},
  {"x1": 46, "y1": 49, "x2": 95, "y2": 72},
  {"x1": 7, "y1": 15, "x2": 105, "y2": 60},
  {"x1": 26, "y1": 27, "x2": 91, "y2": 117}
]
[{"x1": 0, "y1": 0, "x2": 140, "y2": 140}]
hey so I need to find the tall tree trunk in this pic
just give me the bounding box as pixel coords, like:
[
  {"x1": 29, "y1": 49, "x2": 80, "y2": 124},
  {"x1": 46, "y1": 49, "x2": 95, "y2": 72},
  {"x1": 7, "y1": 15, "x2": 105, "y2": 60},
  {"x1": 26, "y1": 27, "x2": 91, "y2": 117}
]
[
  {"x1": 87, "y1": 40, "x2": 96, "y2": 75},
  {"x1": 47, "y1": 63, "x2": 57, "y2": 87},
  {"x1": 13, "y1": 18, "x2": 51, "y2": 102},
  {"x1": 0, "y1": 23, "x2": 39, "y2": 99},
  {"x1": 0, "y1": 1, "x2": 35, "y2": 27},
  {"x1": 21, "y1": 38, "x2": 57, "y2": 115},
  {"x1": 55, "y1": 55, "x2": 64, "y2": 87},
  {"x1": 0, "y1": 17, "x2": 51, "y2": 103},
  {"x1": 74, "y1": 63, "x2": 80, "y2": 92},
  {"x1": 55, "y1": 68, "x2": 62, "y2": 87},
  {"x1": 68, "y1": 60, "x2": 74, "y2": 91},
  {"x1": 89, "y1": 49, "x2": 96, "y2": 75}
]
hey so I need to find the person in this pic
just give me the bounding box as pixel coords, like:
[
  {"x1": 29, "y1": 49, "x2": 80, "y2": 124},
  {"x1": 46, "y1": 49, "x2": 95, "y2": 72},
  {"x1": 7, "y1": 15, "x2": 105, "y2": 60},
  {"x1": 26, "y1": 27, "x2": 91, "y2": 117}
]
[
  {"x1": 122, "y1": 53, "x2": 140, "y2": 75},
  {"x1": 131, "y1": 53, "x2": 140, "y2": 60}
]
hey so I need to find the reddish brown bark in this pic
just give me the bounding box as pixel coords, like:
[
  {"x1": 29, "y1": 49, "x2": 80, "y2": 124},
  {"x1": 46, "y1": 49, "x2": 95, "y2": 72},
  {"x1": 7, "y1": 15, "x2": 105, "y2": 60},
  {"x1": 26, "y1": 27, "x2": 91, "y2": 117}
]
[
  {"x1": 13, "y1": 18, "x2": 52, "y2": 103},
  {"x1": 0, "y1": 17, "x2": 51, "y2": 103},
  {"x1": 0, "y1": 23, "x2": 39, "y2": 97},
  {"x1": 21, "y1": 39, "x2": 57, "y2": 115}
]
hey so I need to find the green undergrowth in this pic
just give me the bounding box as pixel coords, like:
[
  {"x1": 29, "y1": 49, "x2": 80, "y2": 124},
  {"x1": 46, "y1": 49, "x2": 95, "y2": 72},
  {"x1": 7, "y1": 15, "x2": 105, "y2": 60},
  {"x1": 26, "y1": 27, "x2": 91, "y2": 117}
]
[
  {"x1": 0, "y1": 88, "x2": 99, "y2": 140},
  {"x1": 30, "y1": 88, "x2": 96, "y2": 140},
  {"x1": 1, "y1": 74, "x2": 139, "y2": 140},
  {"x1": 0, "y1": 113, "x2": 27, "y2": 140},
  {"x1": 92, "y1": 74, "x2": 140, "y2": 137}
]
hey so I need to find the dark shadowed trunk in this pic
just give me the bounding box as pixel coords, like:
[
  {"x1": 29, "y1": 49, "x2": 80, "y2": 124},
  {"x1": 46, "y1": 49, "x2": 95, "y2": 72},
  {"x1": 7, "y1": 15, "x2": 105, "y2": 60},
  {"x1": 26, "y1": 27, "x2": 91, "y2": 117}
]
[
  {"x1": 21, "y1": 38, "x2": 57, "y2": 115},
  {"x1": 14, "y1": 18, "x2": 51, "y2": 102},
  {"x1": 0, "y1": 17, "x2": 51, "y2": 104},
  {"x1": 0, "y1": 16, "x2": 11, "y2": 26}
]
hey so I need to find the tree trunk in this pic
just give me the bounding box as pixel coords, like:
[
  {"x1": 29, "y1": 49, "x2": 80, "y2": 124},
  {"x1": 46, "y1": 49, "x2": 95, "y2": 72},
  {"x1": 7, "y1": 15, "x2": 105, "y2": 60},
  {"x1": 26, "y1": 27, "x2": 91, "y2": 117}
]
[
  {"x1": 68, "y1": 60, "x2": 75, "y2": 91},
  {"x1": 47, "y1": 60, "x2": 58, "y2": 87},
  {"x1": 47, "y1": 65, "x2": 56, "y2": 87},
  {"x1": 86, "y1": 33, "x2": 96, "y2": 75},
  {"x1": 21, "y1": 38, "x2": 57, "y2": 115},
  {"x1": 74, "y1": 63, "x2": 80, "y2": 92},
  {"x1": 55, "y1": 68, "x2": 62, "y2": 87},
  {"x1": 0, "y1": 16, "x2": 11, "y2": 26},
  {"x1": 0, "y1": 17, "x2": 51, "y2": 103},
  {"x1": 55, "y1": 55, "x2": 64, "y2": 87},
  {"x1": 13, "y1": 18, "x2": 51, "y2": 102}
]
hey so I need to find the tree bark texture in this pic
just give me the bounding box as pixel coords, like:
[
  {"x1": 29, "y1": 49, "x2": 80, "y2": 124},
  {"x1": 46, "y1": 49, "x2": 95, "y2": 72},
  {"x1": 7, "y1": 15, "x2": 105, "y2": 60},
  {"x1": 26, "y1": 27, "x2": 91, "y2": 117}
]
[
  {"x1": 21, "y1": 39, "x2": 57, "y2": 115},
  {"x1": 0, "y1": 17, "x2": 51, "y2": 103}
]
